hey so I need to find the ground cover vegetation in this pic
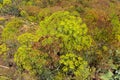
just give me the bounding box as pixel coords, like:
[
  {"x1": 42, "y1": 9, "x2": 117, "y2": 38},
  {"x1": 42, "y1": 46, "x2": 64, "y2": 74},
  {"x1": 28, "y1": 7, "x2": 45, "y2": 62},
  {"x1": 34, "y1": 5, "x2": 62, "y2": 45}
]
[{"x1": 0, "y1": 0, "x2": 120, "y2": 80}]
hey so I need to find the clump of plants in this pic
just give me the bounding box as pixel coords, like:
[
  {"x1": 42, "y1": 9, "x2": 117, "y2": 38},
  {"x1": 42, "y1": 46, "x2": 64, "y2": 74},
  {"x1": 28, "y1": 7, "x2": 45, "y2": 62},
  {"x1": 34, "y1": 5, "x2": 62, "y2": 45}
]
[
  {"x1": 14, "y1": 45, "x2": 48, "y2": 75},
  {"x1": 17, "y1": 32, "x2": 38, "y2": 46},
  {"x1": 36, "y1": 11, "x2": 92, "y2": 53},
  {"x1": 2, "y1": 18, "x2": 23, "y2": 42},
  {"x1": 59, "y1": 53, "x2": 90, "y2": 80}
]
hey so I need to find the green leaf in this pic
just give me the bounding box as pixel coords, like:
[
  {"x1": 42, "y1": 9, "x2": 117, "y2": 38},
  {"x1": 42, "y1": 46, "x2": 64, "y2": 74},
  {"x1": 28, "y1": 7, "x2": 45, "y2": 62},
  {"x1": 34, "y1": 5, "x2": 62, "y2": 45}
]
[{"x1": 100, "y1": 70, "x2": 113, "y2": 80}]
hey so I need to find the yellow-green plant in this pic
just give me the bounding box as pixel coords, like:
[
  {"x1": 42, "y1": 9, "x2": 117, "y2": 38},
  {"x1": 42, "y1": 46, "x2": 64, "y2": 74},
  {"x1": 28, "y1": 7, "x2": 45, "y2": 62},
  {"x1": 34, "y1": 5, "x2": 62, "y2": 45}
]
[
  {"x1": 59, "y1": 53, "x2": 90, "y2": 80},
  {"x1": 2, "y1": 18, "x2": 23, "y2": 42},
  {"x1": 0, "y1": 43, "x2": 8, "y2": 59},
  {"x1": 3, "y1": 0, "x2": 12, "y2": 6},
  {"x1": 17, "y1": 33, "x2": 38, "y2": 46},
  {"x1": 111, "y1": 15, "x2": 120, "y2": 41},
  {"x1": 0, "y1": 43, "x2": 8, "y2": 55},
  {"x1": 0, "y1": 3, "x2": 2, "y2": 9},
  {"x1": 0, "y1": 0, "x2": 12, "y2": 9},
  {"x1": 20, "y1": 10, "x2": 29, "y2": 17},
  {"x1": 37, "y1": 8, "x2": 51, "y2": 21},
  {"x1": 14, "y1": 45, "x2": 48, "y2": 75},
  {"x1": 36, "y1": 11, "x2": 92, "y2": 53}
]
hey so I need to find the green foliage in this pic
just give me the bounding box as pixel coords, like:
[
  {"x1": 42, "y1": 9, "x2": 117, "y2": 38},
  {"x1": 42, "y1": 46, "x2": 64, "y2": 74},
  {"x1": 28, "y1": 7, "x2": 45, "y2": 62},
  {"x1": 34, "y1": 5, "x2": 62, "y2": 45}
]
[
  {"x1": 20, "y1": 10, "x2": 29, "y2": 17},
  {"x1": 2, "y1": 18, "x2": 23, "y2": 42},
  {"x1": 40, "y1": 68, "x2": 54, "y2": 80},
  {"x1": 34, "y1": 0, "x2": 60, "y2": 8},
  {"x1": 17, "y1": 33, "x2": 38, "y2": 46},
  {"x1": 20, "y1": 10, "x2": 38, "y2": 22},
  {"x1": 0, "y1": 0, "x2": 20, "y2": 16},
  {"x1": 41, "y1": 37, "x2": 53, "y2": 46},
  {"x1": 59, "y1": 53, "x2": 90, "y2": 79},
  {"x1": 0, "y1": 76, "x2": 11, "y2": 80},
  {"x1": 3, "y1": 0, "x2": 12, "y2": 5},
  {"x1": 0, "y1": 5, "x2": 20, "y2": 16},
  {"x1": 111, "y1": 15, "x2": 120, "y2": 41},
  {"x1": 27, "y1": 16, "x2": 37, "y2": 22},
  {"x1": 37, "y1": 8, "x2": 51, "y2": 21},
  {"x1": 0, "y1": 3, "x2": 2, "y2": 9},
  {"x1": 100, "y1": 70, "x2": 113, "y2": 80},
  {"x1": 113, "y1": 68, "x2": 120, "y2": 80},
  {"x1": 54, "y1": 72, "x2": 65, "y2": 80},
  {"x1": 36, "y1": 11, "x2": 92, "y2": 53},
  {"x1": 14, "y1": 45, "x2": 48, "y2": 75},
  {"x1": 93, "y1": 27, "x2": 111, "y2": 43},
  {"x1": 113, "y1": 48, "x2": 120, "y2": 64},
  {"x1": 0, "y1": 43, "x2": 8, "y2": 55},
  {"x1": 101, "y1": 68, "x2": 120, "y2": 80},
  {"x1": 1, "y1": 1, "x2": 120, "y2": 80},
  {"x1": 0, "y1": 0, "x2": 12, "y2": 6}
]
